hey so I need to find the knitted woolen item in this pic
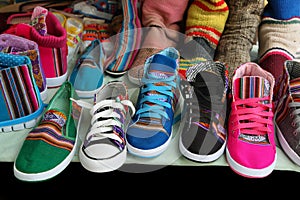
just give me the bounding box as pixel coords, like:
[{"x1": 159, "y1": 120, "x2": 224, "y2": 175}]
[
  {"x1": 214, "y1": 0, "x2": 265, "y2": 82},
  {"x1": 185, "y1": 0, "x2": 229, "y2": 57},
  {"x1": 263, "y1": 0, "x2": 300, "y2": 20},
  {"x1": 258, "y1": 17, "x2": 300, "y2": 59}
]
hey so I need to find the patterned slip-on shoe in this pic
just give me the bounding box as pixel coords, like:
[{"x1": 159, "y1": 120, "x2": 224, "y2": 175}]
[
  {"x1": 0, "y1": 52, "x2": 44, "y2": 132},
  {"x1": 69, "y1": 39, "x2": 104, "y2": 99},
  {"x1": 13, "y1": 81, "x2": 82, "y2": 182},
  {"x1": 74, "y1": 81, "x2": 135, "y2": 173}
]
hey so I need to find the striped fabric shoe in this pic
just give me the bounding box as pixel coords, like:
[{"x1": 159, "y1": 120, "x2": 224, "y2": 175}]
[
  {"x1": 104, "y1": 0, "x2": 141, "y2": 76},
  {"x1": 226, "y1": 62, "x2": 276, "y2": 178},
  {"x1": 13, "y1": 81, "x2": 82, "y2": 182},
  {"x1": 126, "y1": 47, "x2": 180, "y2": 158},
  {"x1": 178, "y1": 61, "x2": 229, "y2": 162},
  {"x1": 0, "y1": 33, "x2": 48, "y2": 102},
  {"x1": 0, "y1": 52, "x2": 44, "y2": 132},
  {"x1": 276, "y1": 60, "x2": 300, "y2": 166}
]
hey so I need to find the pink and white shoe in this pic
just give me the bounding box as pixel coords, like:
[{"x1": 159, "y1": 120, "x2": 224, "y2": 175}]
[{"x1": 226, "y1": 62, "x2": 276, "y2": 178}]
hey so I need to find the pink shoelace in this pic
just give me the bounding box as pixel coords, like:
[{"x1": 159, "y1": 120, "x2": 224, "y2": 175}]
[{"x1": 231, "y1": 96, "x2": 273, "y2": 136}]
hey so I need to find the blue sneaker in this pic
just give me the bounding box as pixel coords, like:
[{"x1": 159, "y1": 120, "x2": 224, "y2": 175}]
[
  {"x1": 69, "y1": 39, "x2": 104, "y2": 98},
  {"x1": 126, "y1": 47, "x2": 180, "y2": 158},
  {"x1": 0, "y1": 52, "x2": 44, "y2": 132}
]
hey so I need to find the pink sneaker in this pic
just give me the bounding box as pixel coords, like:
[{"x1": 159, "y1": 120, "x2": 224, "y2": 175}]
[{"x1": 226, "y1": 62, "x2": 276, "y2": 178}]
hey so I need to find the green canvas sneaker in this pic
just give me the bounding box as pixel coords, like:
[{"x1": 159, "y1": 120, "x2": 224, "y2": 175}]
[{"x1": 13, "y1": 81, "x2": 82, "y2": 182}]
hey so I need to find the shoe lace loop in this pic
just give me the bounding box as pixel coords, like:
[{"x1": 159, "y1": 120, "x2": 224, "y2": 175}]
[
  {"x1": 71, "y1": 98, "x2": 135, "y2": 143},
  {"x1": 289, "y1": 101, "x2": 300, "y2": 133},
  {"x1": 231, "y1": 97, "x2": 273, "y2": 136},
  {"x1": 137, "y1": 73, "x2": 176, "y2": 120}
]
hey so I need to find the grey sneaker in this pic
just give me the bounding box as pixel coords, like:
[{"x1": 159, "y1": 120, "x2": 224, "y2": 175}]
[
  {"x1": 75, "y1": 81, "x2": 135, "y2": 172},
  {"x1": 276, "y1": 60, "x2": 300, "y2": 166}
]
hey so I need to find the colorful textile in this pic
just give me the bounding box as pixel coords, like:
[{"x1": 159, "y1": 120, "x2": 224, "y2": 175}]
[
  {"x1": 4, "y1": 6, "x2": 68, "y2": 88},
  {"x1": 185, "y1": 0, "x2": 229, "y2": 52},
  {"x1": 105, "y1": 0, "x2": 141, "y2": 75},
  {"x1": 0, "y1": 33, "x2": 47, "y2": 101},
  {"x1": 0, "y1": 52, "x2": 43, "y2": 132}
]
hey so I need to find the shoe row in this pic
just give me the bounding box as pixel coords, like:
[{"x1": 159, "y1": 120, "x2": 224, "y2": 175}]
[
  {"x1": 1, "y1": 1, "x2": 300, "y2": 181},
  {"x1": 5, "y1": 40, "x2": 300, "y2": 181}
]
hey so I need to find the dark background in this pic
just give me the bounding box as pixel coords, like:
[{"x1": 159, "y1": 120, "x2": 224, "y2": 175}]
[{"x1": 1, "y1": 162, "x2": 299, "y2": 198}]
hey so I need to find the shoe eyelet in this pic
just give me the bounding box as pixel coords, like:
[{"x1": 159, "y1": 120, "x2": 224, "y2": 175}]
[
  {"x1": 290, "y1": 113, "x2": 294, "y2": 118},
  {"x1": 293, "y1": 131, "x2": 297, "y2": 136},
  {"x1": 292, "y1": 122, "x2": 296, "y2": 127}
]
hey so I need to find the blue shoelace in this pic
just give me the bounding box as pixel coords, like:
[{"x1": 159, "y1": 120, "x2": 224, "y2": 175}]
[{"x1": 136, "y1": 72, "x2": 176, "y2": 120}]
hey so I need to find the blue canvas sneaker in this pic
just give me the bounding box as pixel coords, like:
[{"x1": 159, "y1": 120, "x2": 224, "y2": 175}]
[{"x1": 126, "y1": 47, "x2": 180, "y2": 158}]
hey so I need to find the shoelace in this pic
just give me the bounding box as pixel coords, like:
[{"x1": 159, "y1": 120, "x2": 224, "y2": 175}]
[
  {"x1": 231, "y1": 97, "x2": 273, "y2": 136},
  {"x1": 71, "y1": 98, "x2": 135, "y2": 143},
  {"x1": 289, "y1": 101, "x2": 300, "y2": 133},
  {"x1": 181, "y1": 80, "x2": 225, "y2": 124},
  {"x1": 137, "y1": 73, "x2": 176, "y2": 120}
]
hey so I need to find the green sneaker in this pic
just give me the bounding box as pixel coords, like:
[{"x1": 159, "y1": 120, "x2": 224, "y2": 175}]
[{"x1": 13, "y1": 81, "x2": 82, "y2": 182}]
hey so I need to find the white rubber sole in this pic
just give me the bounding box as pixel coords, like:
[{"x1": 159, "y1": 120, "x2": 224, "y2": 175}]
[
  {"x1": 226, "y1": 147, "x2": 277, "y2": 178},
  {"x1": 126, "y1": 132, "x2": 173, "y2": 158},
  {"x1": 79, "y1": 146, "x2": 127, "y2": 173},
  {"x1": 179, "y1": 137, "x2": 226, "y2": 162},
  {"x1": 46, "y1": 71, "x2": 68, "y2": 88}
]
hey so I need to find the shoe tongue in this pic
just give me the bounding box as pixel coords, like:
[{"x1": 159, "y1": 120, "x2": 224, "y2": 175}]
[
  {"x1": 148, "y1": 54, "x2": 176, "y2": 80},
  {"x1": 142, "y1": 54, "x2": 176, "y2": 118},
  {"x1": 234, "y1": 76, "x2": 270, "y2": 99},
  {"x1": 41, "y1": 110, "x2": 67, "y2": 129},
  {"x1": 290, "y1": 78, "x2": 300, "y2": 102},
  {"x1": 286, "y1": 61, "x2": 300, "y2": 101},
  {"x1": 186, "y1": 61, "x2": 222, "y2": 82},
  {"x1": 234, "y1": 76, "x2": 271, "y2": 145}
]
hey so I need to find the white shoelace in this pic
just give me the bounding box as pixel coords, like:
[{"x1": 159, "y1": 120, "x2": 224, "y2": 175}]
[{"x1": 71, "y1": 98, "x2": 135, "y2": 143}]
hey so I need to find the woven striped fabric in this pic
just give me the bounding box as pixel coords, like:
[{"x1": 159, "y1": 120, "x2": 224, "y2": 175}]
[
  {"x1": 105, "y1": 0, "x2": 141, "y2": 74},
  {"x1": 26, "y1": 110, "x2": 74, "y2": 152},
  {"x1": 235, "y1": 76, "x2": 270, "y2": 99},
  {"x1": 0, "y1": 53, "x2": 39, "y2": 121},
  {"x1": 0, "y1": 33, "x2": 47, "y2": 94}
]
